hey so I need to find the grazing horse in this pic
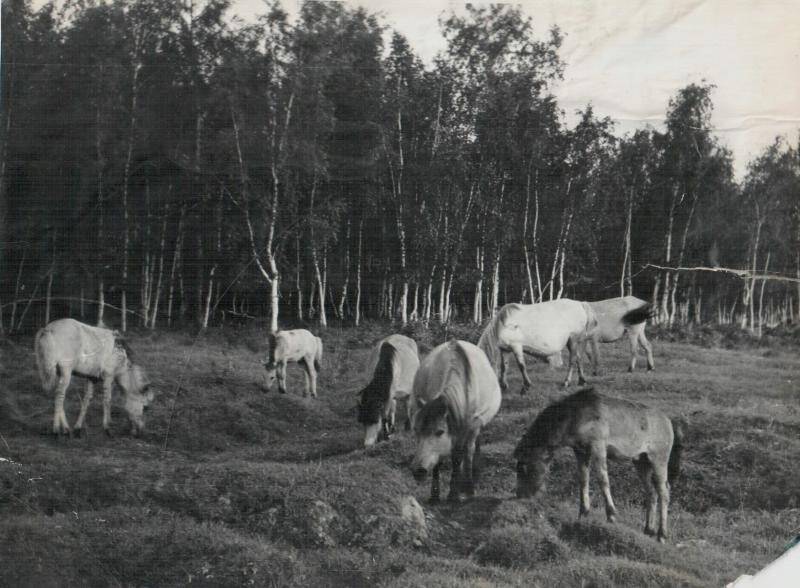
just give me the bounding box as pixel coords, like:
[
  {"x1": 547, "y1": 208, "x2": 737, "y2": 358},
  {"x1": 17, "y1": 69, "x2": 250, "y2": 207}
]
[
  {"x1": 264, "y1": 329, "x2": 323, "y2": 397},
  {"x1": 357, "y1": 334, "x2": 420, "y2": 447},
  {"x1": 514, "y1": 388, "x2": 684, "y2": 543},
  {"x1": 584, "y1": 296, "x2": 655, "y2": 374},
  {"x1": 410, "y1": 340, "x2": 501, "y2": 503},
  {"x1": 34, "y1": 318, "x2": 154, "y2": 437},
  {"x1": 478, "y1": 299, "x2": 597, "y2": 393}
]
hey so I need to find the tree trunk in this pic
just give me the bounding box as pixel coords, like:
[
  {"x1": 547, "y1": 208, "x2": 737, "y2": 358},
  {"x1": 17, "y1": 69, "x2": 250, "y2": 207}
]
[
  {"x1": 490, "y1": 251, "x2": 501, "y2": 316},
  {"x1": 757, "y1": 250, "x2": 771, "y2": 337},
  {"x1": 296, "y1": 232, "x2": 304, "y2": 320},
  {"x1": 659, "y1": 191, "x2": 679, "y2": 325},
  {"x1": 202, "y1": 191, "x2": 223, "y2": 329},
  {"x1": 167, "y1": 206, "x2": 185, "y2": 328},
  {"x1": 120, "y1": 44, "x2": 144, "y2": 333},
  {"x1": 621, "y1": 187, "x2": 633, "y2": 296},
  {"x1": 150, "y1": 201, "x2": 169, "y2": 329},
  {"x1": 355, "y1": 218, "x2": 363, "y2": 326},
  {"x1": 9, "y1": 248, "x2": 26, "y2": 331},
  {"x1": 473, "y1": 246, "x2": 483, "y2": 323},
  {"x1": 338, "y1": 219, "x2": 351, "y2": 320}
]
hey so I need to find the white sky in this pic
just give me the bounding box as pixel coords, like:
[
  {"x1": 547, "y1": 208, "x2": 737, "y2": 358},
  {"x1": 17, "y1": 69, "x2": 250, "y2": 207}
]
[{"x1": 34, "y1": 0, "x2": 800, "y2": 178}]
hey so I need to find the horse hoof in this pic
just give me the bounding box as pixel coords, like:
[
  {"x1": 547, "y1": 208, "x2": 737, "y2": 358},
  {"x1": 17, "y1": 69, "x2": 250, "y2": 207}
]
[
  {"x1": 447, "y1": 493, "x2": 465, "y2": 505},
  {"x1": 628, "y1": 367, "x2": 634, "y2": 373},
  {"x1": 519, "y1": 387, "x2": 529, "y2": 396},
  {"x1": 607, "y1": 513, "x2": 617, "y2": 523},
  {"x1": 429, "y1": 495, "x2": 440, "y2": 505},
  {"x1": 647, "y1": 367, "x2": 655, "y2": 372},
  {"x1": 657, "y1": 534, "x2": 667, "y2": 544},
  {"x1": 644, "y1": 526, "x2": 657, "y2": 537},
  {"x1": 73, "y1": 428, "x2": 83, "y2": 439},
  {"x1": 578, "y1": 378, "x2": 587, "y2": 386},
  {"x1": 104, "y1": 428, "x2": 113, "y2": 438}
]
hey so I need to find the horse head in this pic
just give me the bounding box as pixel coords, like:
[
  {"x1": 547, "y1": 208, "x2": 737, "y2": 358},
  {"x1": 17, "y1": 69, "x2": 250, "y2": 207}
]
[{"x1": 410, "y1": 396, "x2": 454, "y2": 481}]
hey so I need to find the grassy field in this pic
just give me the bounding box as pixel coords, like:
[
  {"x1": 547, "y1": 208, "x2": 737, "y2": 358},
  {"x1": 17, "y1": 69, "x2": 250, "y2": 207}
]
[{"x1": 1, "y1": 321, "x2": 799, "y2": 587}]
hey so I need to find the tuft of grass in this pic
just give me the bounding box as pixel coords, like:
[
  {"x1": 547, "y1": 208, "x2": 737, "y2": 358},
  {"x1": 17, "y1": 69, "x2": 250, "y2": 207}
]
[{"x1": 1, "y1": 323, "x2": 798, "y2": 587}]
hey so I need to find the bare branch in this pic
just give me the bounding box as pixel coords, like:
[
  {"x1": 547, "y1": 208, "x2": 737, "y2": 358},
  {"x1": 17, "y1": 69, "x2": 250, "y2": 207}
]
[{"x1": 643, "y1": 264, "x2": 800, "y2": 284}]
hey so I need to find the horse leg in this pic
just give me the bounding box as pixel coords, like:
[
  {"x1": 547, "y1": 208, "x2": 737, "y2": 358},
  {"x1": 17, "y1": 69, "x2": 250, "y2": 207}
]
[
  {"x1": 277, "y1": 362, "x2": 287, "y2": 394},
  {"x1": 52, "y1": 369, "x2": 72, "y2": 437},
  {"x1": 635, "y1": 457, "x2": 658, "y2": 536},
  {"x1": 575, "y1": 447, "x2": 591, "y2": 517},
  {"x1": 430, "y1": 463, "x2": 441, "y2": 504},
  {"x1": 652, "y1": 462, "x2": 670, "y2": 543},
  {"x1": 499, "y1": 353, "x2": 509, "y2": 393},
  {"x1": 307, "y1": 357, "x2": 318, "y2": 398},
  {"x1": 590, "y1": 337, "x2": 601, "y2": 376},
  {"x1": 300, "y1": 359, "x2": 311, "y2": 398},
  {"x1": 628, "y1": 330, "x2": 639, "y2": 372},
  {"x1": 74, "y1": 381, "x2": 95, "y2": 436},
  {"x1": 462, "y1": 427, "x2": 481, "y2": 498},
  {"x1": 101, "y1": 376, "x2": 114, "y2": 437},
  {"x1": 564, "y1": 337, "x2": 587, "y2": 387},
  {"x1": 448, "y1": 447, "x2": 465, "y2": 503},
  {"x1": 387, "y1": 397, "x2": 397, "y2": 435},
  {"x1": 593, "y1": 444, "x2": 617, "y2": 522},
  {"x1": 639, "y1": 330, "x2": 655, "y2": 371},
  {"x1": 511, "y1": 344, "x2": 532, "y2": 395}
]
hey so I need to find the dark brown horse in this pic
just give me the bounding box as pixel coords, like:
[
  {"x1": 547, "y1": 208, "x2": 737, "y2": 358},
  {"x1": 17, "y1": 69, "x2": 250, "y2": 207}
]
[{"x1": 514, "y1": 388, "x2": 684, "y2": 543}]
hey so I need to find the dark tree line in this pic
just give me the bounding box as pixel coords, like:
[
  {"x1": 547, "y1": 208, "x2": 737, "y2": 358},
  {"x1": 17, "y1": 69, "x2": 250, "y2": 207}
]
[{"x1": 1, "y1": 0, "x2": 799, "y2": 335}]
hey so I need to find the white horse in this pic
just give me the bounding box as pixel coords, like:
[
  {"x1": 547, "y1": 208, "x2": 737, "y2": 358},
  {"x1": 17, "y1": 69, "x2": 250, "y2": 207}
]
[
  {"x1": 357, "y1": 334, "x2": 420, "y2": 447},
  {"x1": 478, "y1": 299, "x2": 597, "y2": 393},
  {"x1": 583, "y1": 296, "x2": 655, "y2": 373},
  {"x1": 263, "y1": 329, "x2": 323, "y2": 397},
  {"x1": 34, "y1": 318, "x2": 154, "y2": 437},
  {"x1": 410, "y1": 340, "x2": 501, "y2": 503}
]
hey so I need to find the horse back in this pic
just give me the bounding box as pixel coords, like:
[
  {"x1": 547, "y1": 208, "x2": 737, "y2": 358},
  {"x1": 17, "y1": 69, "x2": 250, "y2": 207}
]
[
  {"x1": 599, "y1": 397, "x2": 673, "y2": 459},
  {"x1": 411, "y1": 340, "x2": 500, "y2": 433},
  {"x1": 272, "y1": 329, "x2": 318, "y2": 363}
]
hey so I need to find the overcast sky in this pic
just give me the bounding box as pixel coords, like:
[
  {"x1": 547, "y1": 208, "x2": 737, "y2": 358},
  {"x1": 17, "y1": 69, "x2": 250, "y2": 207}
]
[{"x1": 229, "y1": 0, "x2": 800, "y2": 179}]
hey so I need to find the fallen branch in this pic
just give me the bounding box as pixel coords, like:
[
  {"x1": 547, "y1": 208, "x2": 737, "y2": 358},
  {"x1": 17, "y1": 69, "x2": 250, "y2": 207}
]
[{"x1": 643, "y1": 264, "x2": 800, "y2": 284}]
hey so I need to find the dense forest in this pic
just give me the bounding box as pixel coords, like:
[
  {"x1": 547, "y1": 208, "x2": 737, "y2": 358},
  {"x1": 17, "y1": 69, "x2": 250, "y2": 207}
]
[{"x1": 1, "y1": 0, "x2": 798, "y2": 335}]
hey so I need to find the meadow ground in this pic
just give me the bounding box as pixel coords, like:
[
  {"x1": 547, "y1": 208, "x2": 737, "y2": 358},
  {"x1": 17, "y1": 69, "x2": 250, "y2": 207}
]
[{"x1": 1, "y1": 321, "x2": 798, "y2": 587}]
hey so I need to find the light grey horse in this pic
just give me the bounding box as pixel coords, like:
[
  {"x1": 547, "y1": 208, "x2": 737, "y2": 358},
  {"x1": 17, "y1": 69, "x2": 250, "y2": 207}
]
[
  {"x1": 477, "y1": 299, "x2": 598, "y2": 393},
  {"x1": 264, "y1": 329, "x2": 323, "y2": 397},
  {"x1": 410, "y1": 340, "x2": 501, "y2": 503},
  {"x1": 584, "y1": 296, "x2": 655, "y2": 374},
  {"x1": 34, "y1": 318, "x2": 154, "y2": 437}
]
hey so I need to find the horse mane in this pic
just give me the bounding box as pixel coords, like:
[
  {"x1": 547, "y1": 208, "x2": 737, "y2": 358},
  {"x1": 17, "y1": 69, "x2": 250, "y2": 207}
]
[
  {"x1": 113, "y1": 332, "x2": 134, "y2": 361},
  {"x1": 515, "y1": 387, "x2": 602, "y2": 457},
  {"x1": 266, "y1": 333, "x2": 278, "y2": 366},
  {"x1": 414, "y1": 340, "x2": 472, "y2": 432},
  {"x1": 358, "y1": 342, "x2": 395, "y2": 425},
  {"x1": 478, "y1": 304, "x2": 521, "y2": 374},
  {"x1": 445, "y1": 339, "x2": 473, "y2": 401}
]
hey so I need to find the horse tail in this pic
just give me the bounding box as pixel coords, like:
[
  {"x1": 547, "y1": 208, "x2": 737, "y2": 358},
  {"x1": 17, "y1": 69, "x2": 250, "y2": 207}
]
[
  {"x1": 477, "y1": 314, "x2": 502, "y2": 375},
  {"x1": 668, "y1": 417, "x2": 685, "y2": 485},
  {"x1": 315, "y1": 337, "x2": 323, "y2": 372},
  {"x1": 622, "y1": 302, "x2": 654, "y2": 326},
  {"x1": 34, "y1": 328, "x2": 59, "y2": 392}
]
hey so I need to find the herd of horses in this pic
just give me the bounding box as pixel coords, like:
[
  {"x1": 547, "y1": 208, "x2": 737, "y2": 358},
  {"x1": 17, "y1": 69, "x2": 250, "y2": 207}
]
[{"x1": 33, "y1": 295, "x2": 682, "y2": 543}]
